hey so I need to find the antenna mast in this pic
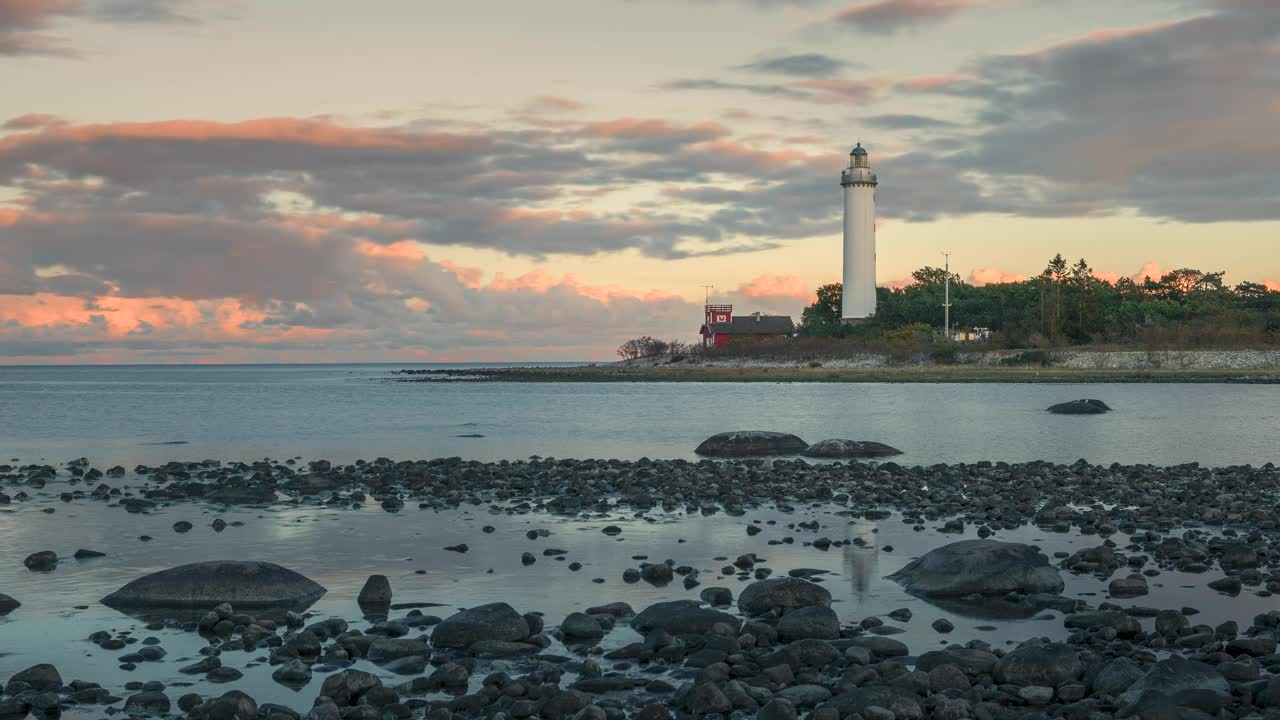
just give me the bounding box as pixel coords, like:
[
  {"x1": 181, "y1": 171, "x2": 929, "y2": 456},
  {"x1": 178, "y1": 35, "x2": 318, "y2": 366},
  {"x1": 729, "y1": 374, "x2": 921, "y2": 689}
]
[
  {"x1": 702, "y1": 285, "x2": 715, "y2": 305},
  {"x1": 941, "y1": 252, "x2": 952, "y2": 339}
]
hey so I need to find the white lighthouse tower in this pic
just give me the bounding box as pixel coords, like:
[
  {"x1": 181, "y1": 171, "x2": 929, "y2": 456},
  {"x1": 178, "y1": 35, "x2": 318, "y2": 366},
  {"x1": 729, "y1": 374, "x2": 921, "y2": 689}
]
[{"x1": 841, "y1": 143, "x2": 878, "y2": 322}]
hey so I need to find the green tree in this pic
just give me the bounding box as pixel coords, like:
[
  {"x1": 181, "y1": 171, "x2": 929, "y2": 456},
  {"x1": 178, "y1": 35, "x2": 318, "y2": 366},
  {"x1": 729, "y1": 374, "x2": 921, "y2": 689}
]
[{"x1": 799, "y1": 283, "x2": 843, "y2": 335}]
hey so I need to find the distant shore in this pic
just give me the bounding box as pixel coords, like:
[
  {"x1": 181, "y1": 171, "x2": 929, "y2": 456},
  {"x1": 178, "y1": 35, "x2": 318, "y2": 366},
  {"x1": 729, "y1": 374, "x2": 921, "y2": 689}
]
[
  {"x1": 391, "y1": 366, "x2": 1280, "y2": 384},
  {"x1": 389, "y1": 348, "x2": 1280, "y2": 383}
]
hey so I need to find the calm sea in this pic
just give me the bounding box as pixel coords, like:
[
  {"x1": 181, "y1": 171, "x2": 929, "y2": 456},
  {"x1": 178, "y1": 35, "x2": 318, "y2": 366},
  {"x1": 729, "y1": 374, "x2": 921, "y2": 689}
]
[{"x1": 1, "y1": 363, "x2": 1277, "y2": 467}]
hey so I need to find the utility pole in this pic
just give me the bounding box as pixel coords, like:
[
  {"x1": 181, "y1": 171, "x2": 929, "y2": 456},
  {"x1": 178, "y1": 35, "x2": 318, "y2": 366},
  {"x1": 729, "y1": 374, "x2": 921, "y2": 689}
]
[{"x1": 941, "y1": 252, "x2": 952, "y2": 339}]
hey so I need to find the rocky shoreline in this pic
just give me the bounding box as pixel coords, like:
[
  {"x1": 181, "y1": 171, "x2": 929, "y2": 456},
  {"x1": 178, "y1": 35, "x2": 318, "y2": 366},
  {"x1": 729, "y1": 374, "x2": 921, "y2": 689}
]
[{"x1": 3, "y1": 454, "x2": 1280, "y2": 720}]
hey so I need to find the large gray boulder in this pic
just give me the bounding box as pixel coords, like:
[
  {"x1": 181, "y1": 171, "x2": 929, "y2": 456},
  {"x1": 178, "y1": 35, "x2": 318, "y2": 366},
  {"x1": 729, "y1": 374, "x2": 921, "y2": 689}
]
[
  {"x1": 801, "y1": 439, "x2": 902, "y2": 459},
  {"x1": 994, "y1": 643, "x2": 1084, "y2": 687},
  {"x1": 694, "y1": 431, "x2": 807, "y2": 457},
  {"x1": 431, "y1": 603, "x2": 529, "y2": 649},
  {"x1": 1093, "y1": 657, "x2": 1145, "y2": 696},
  {"x1": 1120, "y1": 656, "x2": 1230, "y2": 706},
  {"x1": 887, "y1": 540, "x2": 1063, "y2": 597},
  {"x1": 101, "y1": 561, "x2": 326, "y2": 609},
  {"x1": 0, "y1": 594, "x2": 19, "y2": 613},
  {"x1": 738, "y1": 578, "x2": 832, "y2": 616},
  {"x1": 777, "y1": 606, "x2": 840, "y2": 642},
  {"x1": 1047, "y1": 399, "x2": 1111, "y2": 415},
  {"x1": 632, "y1": 600, "x2": 741, "y2": 635}
]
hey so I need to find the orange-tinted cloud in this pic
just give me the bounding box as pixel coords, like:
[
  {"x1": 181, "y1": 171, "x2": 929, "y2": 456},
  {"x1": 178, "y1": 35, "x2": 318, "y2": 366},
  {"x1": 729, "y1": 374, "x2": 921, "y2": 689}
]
[
  {"x1": 0, "y1": 117, "x2": 491, "y2": 153},
  {"x1": 584, "y1": 118, "x2": 729, "y2": 142},
  {"x1": 969, "y1": 267, "x2": 1028, "y2": 286},
  {"x1": 738, "y1": 274, "x2": 808, "y2": 300},
  {"x1": 1132, "y1": 262, "x2": 1163, "y2": 283},
  {"x1": 1265, "y1": 279, "x2": 1280, "y2": 292},
  {"x1": 355, "y1": 239, "x2": 427, "y2": 262}
]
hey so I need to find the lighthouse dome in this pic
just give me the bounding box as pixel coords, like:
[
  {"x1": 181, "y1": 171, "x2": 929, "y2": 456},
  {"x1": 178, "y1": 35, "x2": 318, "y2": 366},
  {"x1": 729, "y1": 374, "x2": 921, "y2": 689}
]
[{"x1": 850, "y1": 143, "x2": 868, "y2": 156}]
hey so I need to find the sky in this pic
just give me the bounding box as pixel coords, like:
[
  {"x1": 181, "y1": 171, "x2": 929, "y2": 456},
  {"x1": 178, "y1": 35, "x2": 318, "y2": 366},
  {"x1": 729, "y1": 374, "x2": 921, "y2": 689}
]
[{"x1": 0, "y1": 0, "x2": 1277, "y2": 363}]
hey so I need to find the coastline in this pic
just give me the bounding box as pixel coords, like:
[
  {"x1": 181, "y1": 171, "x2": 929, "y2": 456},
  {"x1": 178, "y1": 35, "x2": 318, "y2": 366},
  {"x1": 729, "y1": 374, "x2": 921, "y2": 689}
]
[{"x1": 391, "y1": 364, "x2": 1280, "y2": 384}]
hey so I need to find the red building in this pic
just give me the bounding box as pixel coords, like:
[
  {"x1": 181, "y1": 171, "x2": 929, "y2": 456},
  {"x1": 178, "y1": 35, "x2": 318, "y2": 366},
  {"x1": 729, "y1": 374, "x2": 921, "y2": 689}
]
[{"x1": 699, "y1": 304, "x2": 796, "y2": 349}]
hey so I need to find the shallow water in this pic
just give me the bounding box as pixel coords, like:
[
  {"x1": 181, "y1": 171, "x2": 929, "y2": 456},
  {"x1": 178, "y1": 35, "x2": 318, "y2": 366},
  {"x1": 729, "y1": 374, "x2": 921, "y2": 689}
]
[
  {"x1": 1, "y1": 364, "x2": 1279, "y2": 467},
  {"x1": 2, "y1": 364, "x2": 1278, "y2": 715},
  {"x1": 1, "y1": 474, "x2": 1273, "y2": 716}
]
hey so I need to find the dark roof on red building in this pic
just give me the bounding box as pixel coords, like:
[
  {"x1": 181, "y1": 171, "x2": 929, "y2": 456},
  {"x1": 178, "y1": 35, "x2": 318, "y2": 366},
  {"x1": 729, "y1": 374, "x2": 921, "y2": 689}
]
[{"x1": 705, "y1": 315, "x2": 795, "y2": 335}]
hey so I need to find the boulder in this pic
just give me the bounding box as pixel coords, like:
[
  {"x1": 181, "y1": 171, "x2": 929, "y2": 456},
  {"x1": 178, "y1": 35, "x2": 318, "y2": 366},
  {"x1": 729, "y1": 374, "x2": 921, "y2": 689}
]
[
  {"x1": 916, "y1": 648, "x2": 998, "y2": 677},
  {"x1": 431, "y1": 603, "x2": 529, "y2": 649},
  {"x1": 699, "y1": 587, "x2": 733, "y2": 607},
  {"x1": 801, "y1": 439, "x2": 902, "y2": 459},
  {"x1": 319, "y1": 669, "x2": 381, "y2": 707},
  {"x1": 1064, "y1": 610, "x2": 1141, "y2": 637},
  {"x1": 632, "y1": 600, "x2": 742, "y2": 635},
  {"x1": 8, "y1": 664, "x2": 62, "y2": 692},
  {"x1": 1108, "y1": 576, "x2": 1149, "y2": 598},
  {"x1": 738, "y1": 578, "x2": 832, "y2": 616},
  {"x1": 367, "y1": 638, "x2": 429, "y2": 663},
  {"x1": 193, "y1": 691, "x2": 257, "y2": 720},
  {"x1": 124, "y1": 691, "x2": 170, "y2": 716},
  {"x1": 357, "y1": 575, "x2": 392, "y2": 606},
  {"x1": 993, "y1": 643, "x2": 1083, "y2": 687},
  {"x1": 0, "y1": 594, "x2": 19, "y2": 613},
  {"x1": 101, "y1": 561, "x2": 326, "y2": 609},
  {"x1": 777, "y1": 606, "x2": 840, "y2": 642},
  {"x1": 694, "y1": 431, "x2": 808, "y2": 457},
  {"x1": 1047, "y1": 399, "x2": 1111, "y2": 414},
  {"x1": 822, "y1": 687, "x2": 922, "y2": 720},
  {"x1": 887, "y1": 540, "x2": 1063, "y2": 597},
  {"x1": 561, "y1": 612, "x2": 605, "y2": 641},
  {"x1": 23, "y1": 551, "x2": 57, "y2": 571},
  {"x1": 847, "y1": 636, "x2": 909, "y2": 659},
  {"x1": 1093, "y1": 657, "x2": 1144, "y2": 696},
  {"x1": 1120, "y1": 656, "x2": 1230, "y2": 706}
]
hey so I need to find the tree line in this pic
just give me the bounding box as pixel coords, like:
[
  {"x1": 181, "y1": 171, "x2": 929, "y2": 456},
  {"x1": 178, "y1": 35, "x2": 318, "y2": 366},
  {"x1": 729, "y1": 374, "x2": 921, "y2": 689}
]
[{"x1": 800, "y1": 254, "x2": 1280, "y2": 348}]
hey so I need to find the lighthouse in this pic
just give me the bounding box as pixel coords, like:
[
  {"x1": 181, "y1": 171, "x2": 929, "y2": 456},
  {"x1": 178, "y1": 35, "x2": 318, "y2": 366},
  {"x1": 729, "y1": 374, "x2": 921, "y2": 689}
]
[{"x1": 841, "y1": 143, "x2": 878, "y2": 322}]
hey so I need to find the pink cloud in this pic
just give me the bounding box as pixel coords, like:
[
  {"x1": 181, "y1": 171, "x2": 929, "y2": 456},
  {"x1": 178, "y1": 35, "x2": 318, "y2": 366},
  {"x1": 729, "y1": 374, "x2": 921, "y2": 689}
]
[
  {"x1": 1132, "y1": 261, "x2": 1163, "y2": 283},
  {"x1": 969, "y1": 267, "x2": 1028, "y2": 286},
  {"x1": 896, "y1": 73, "x2": 966, "y2": 92},
  {"x1": 355, "y1": 239, "x2": 426, "y2": 262},
  {"x1": 584, "y1": 118, "x2": 729, "y2": 142},
  {"x1": 0, "y1": 117, "x2": 491, "y2": 153},
  {"x1": 738, "y1": 274, "x2": 809, "y2": 300},
  {"x1": 438, "y1": 259, "x2": 484, "y2": 289},
  {"x1": 1265, "y1": 280, "x2": 1280, "y2": 292}
]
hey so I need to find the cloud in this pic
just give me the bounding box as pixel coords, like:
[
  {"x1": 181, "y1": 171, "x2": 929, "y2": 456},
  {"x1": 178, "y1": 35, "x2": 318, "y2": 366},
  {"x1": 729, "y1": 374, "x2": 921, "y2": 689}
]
[
  {"x1": 2, "y1": 113, "x2": 68, "y2": 130},
  {"x1": 521, "y1": 95, "x2": 586, "y2": 113},
  {"x1": 862, "y1": 113, "x2": 957, "y2": 130},
  {"x1": 734, "y1": 53, "x2": 852, "y2": 78},
  {"x1": 0, "y1": 111, "x2": 852, "y2": 360},
  {"x1": 737, "y1": 274, "x2": 809, "y2": 300},
  {"x1": 662, "y1": 75, "x2": 879, "y2": 103},
  {"x1": 1132, "y1": 262, "x2": 1164, "y2": 284},
  {"x1": 0, "y1": 0, "x2": 199, "y2": 56},
  {"x1": 969, "y1": 267, "x2": 1028, "y2": 286},
  {"x1": 833, "y1": 0, "x2": 973, "y2": 35},
  {"x1": 660, "y1": 78, "x2": 809, "y2": 99},
  {"x1": 904, "y1": 2, "x2": 1280, "y2": 222},
  {"x1": 1265, "y1": 280, "x2": 1280, "y2": 292}
]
